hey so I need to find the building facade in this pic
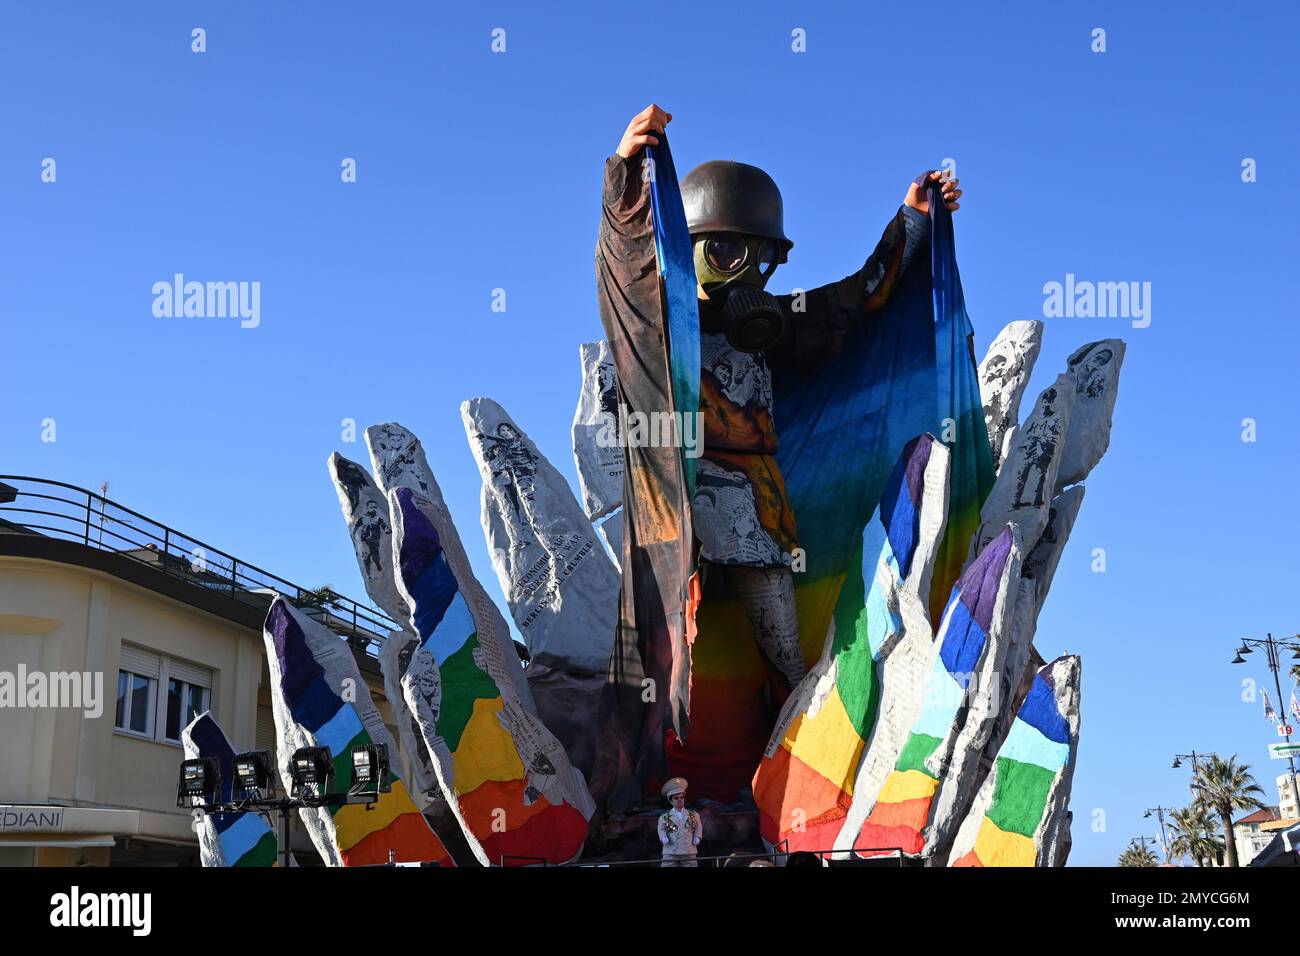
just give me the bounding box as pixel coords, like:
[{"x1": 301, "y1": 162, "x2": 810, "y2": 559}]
[
  {"x1": 0, "y1": 478, "x2": 402, "y2": 866},
  {"x1": 1275, "y1": 772, "x2": 1298, "y2": 820},
  {"x1": 1231, "y1": 807, "x2": 1280, "y2": 867}
]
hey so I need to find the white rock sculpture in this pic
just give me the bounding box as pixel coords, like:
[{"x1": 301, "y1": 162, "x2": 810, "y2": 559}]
[
  {"x1": 978, "y1": 321, "x2": 1043, "y2": 471},
  {"x1": 181, "y1": 712, "x2": 280, "y2": 867},
  {"x1": 968, "y1": 373, "x2": 1075, "y2": 563},
  {"x1": 327, "y1": 452, "x2": 440, "y2": 802},
  {"x1": 922, "y1": 526, "x2": 1023, "y2": 856},
  {"x1": 460, "y1": 397, "x2": 618, "y2": 677},
  {"x1": 947, "y1": 655, "x2": 1081, "y2": 867},
  {"x1": 571, "y1": 341, "x2": 624, "y2": 521},
  {"x1": 596, "y1": 510, "x2": 623, "y2": 569},
  {"x1": 327, "y1": 452, "x2": 409, "y2": 623},
  {"x1": 824, "y1": 438, "x2": 953, "y2": 855},
  {"x1": 1054, "y1": 339, "x2": 1125, "y2": 491},
  {"x1": 388, "y1": 483, "x2": 595, "y2": 865},
  {"x1": 262, "y1": 596, "x2": 451, "y2": 866}
]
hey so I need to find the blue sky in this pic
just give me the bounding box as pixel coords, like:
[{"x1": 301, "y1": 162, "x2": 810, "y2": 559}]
[{"x1": 3, "y1": 2, "x2": 1298, "y2": 866}]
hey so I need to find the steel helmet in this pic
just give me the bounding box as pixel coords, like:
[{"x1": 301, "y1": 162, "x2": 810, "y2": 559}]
[{"x1": 681, "y1": 160, "x2": 793, "y2": 262}]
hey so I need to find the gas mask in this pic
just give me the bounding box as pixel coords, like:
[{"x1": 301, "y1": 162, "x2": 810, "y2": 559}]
[{"x1": 694, "y1": 231, "x2": 786, "y2": 353}]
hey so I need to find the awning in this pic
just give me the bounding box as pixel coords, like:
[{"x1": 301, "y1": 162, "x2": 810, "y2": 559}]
[
  {"x1": 0, "y1": 835, "x2": 116, "y2": 847},
  {"x1": 1258, "y1": 817, "x2": 1300, "y2": 833}
]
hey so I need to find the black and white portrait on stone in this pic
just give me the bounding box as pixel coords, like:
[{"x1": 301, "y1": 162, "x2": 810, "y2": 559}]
[
  {"x1": 479, "y1": 422, "x2": 539, "y2": 524},
  {"x1": 352, "y1": 499, "x2": 391, "y2": 574},
  {"x1": 1069, "y1": 343, "x2": 1115, "y2": 399},
  {"x1": 1012, "y1": 387, "x2": 1064, "y2": 510}
]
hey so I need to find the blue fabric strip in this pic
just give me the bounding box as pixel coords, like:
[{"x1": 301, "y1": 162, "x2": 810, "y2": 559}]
[{"x1": 648, "y1": 133, "x2": 700, "y2": 496}]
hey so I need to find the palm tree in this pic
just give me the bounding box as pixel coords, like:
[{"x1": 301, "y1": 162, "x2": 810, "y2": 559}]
[
  {"x1": 1166, "y1": 804, "x2": 1223, "y2": 867},
  {"x1": 1191, "y1": 753, "x2": 1265, "y2": 867},
  {"x1": 1118, "y1": 842, "x2": 1158, "y2": 867}
]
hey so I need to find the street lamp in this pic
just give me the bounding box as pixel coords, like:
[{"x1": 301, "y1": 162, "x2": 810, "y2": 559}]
[
  {"x1": 1172, "y1": 751, "x2": 1209, "y2": 803},
  {"x1": 1230, "y1": 632, "x2": 1300, "y2": 820},
  {"x1": 1143, "y1": 806, "x2": 1173, "y2": 860},
  {"x1": 1171, "y1": 752, "x2": 1206, "y2": 771}
]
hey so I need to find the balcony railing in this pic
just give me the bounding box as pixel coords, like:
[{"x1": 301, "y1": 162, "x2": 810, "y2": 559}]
[{"x1": 0, "y1": 475, "x2": 395, "y2": 658}]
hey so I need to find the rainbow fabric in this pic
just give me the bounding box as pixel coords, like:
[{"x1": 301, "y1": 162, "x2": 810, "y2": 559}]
[
  {"x1": 753, "y1": 434, "x2": 947, "y2": 852},
  {"x1": 923, "y1": 179, "x2": 993, "y2": 625},
  {"x1": 264, "y1": 597, "x2": 453, "y2": 866},
  {"x1": 669, "y1": 182, "x2": 995, "y2": 800},
  {"x1": 950, "y1": 655, "x2": 1080, "y2": 866},
  {"x1": 856, "y1": 526, "x2": 1015, "y2": 857},
  {"x1": 391, "y1": 485, "x2": 592, "y2": 865},
  {"x1": 181, "y1": 712, "x2": 279, "y2": 867},
  {"x1": 595, "y1": 135, "x2": 700, "y2": 803},
  {"x1": 648, "y1": 131, "x2": 700, "y2": 497},
  {"x1": 778, "y1": 179, "x2": 994, "y2": 664}
]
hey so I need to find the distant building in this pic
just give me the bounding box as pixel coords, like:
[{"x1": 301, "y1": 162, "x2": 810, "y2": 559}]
[
  {"x1": 1232, "y1": 807, "x2": 1280, "y2": 867},
  {"x1": 0, "y1": 477, "x2": 405, "y2": 867},
  {"x1": 1275, "y1": 772, "x2": 1298, "y2": 820}
]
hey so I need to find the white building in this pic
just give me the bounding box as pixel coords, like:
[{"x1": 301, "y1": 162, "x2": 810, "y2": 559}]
[
  {"x1": 1275, "y1": 772, "x2": 1298, "y2": 820},
  {"x1": 1232, "y1": 807, "x2": 1280, "y2": 867},
  {"x1": 0, "y1": 477, "x2": 407, "y2": 866}
]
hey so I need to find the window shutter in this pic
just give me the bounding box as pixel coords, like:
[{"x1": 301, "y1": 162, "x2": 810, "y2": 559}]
[
  {"x1": 119, "y1": 645, "x2": 160, "y2": 679},
  {"x1": 168, "y1": 658, "x2": 212, "y2": 688},
  {"x1": 256, "y1": 705, "x2": 277, "y2": 753}
]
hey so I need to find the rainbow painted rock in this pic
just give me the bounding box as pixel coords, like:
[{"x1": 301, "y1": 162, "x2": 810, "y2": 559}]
[
  {"x1": 753, "y1": 434, "x2": 950, "y2": 855},
  {"x1": 390, "y1": 485, "x2": 595, "y2": 865},
  {"x1": 181, "y1": 712, "x2": 280, "y2": 867},
  {"x1": 949, "y1": 654, "x2": 1081, "y2": 866},
  {"x1": 856, "y1": 524, "x2": 1021, "y2": 859},
  {"x1": 327, "y1": 452, "x2": 441, "y2": 804},
  {"x1": 263, "y1": 596, "x2": 453, "y2": 866}
]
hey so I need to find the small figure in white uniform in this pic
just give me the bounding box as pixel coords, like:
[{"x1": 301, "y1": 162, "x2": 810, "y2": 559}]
[{"x1": 657, "y1": 777, "x2": 703, "y2": 867}]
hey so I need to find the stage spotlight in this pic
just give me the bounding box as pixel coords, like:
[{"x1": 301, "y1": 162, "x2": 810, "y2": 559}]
[
  {"x1": 233, "y1": 750, "x2": 275, "y2": 797},
  {"x1": 290, "y1": 746, "x2": 334, "y2": 797},
  {"x1": 350, "y1": 742, "x2": 392, "y2": 795},
  {"x1": 177, "y1": 757, "x2": 219, "y2": 808}
]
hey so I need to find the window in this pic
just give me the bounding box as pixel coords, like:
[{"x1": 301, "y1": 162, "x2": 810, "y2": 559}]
[
  {"x1": 115, "y1": 645, "x2": 213, "y2": 744},
  {"x1": 115, "y1": 669, "x2": 158, "y2": 737},
  {"x1": 164, "y1": 678, "x2": 210, "y2": 742}
]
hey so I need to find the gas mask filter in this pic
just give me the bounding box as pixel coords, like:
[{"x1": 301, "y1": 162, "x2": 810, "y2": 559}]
[{"x1": 696, "y1": 232, "x2": 786, "y2": 353}]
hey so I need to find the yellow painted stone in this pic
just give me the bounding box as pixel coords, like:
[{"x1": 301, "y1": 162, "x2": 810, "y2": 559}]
[
  {"x1": 785, "y1": 687, "x2": 863, "y2": 793},
  {"x1": 973, "y1": 816, "x2": 1037, "y2": 866},
  {"x1": 875, "y1": 768, "x2": 940, "y2": 805},
  {"x1": 335, "y1": 779, "x2": 419, "y2": 848},
  {"x1": 453, "y1": 697, "x2": 526, "y2": 793}
]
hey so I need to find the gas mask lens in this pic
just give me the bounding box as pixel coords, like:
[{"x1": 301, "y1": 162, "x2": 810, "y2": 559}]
[
  {"x1": 704, "y1": 233, "x2": 779, "y2": 278},
  {"x1": 705, "y1": 233, "x2": 748, "y2": 273}
]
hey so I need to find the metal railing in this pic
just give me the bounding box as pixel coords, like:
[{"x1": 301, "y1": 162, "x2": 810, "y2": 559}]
[{"x1": 0, "y1": 475, "x2": 395, "y2": 657}]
